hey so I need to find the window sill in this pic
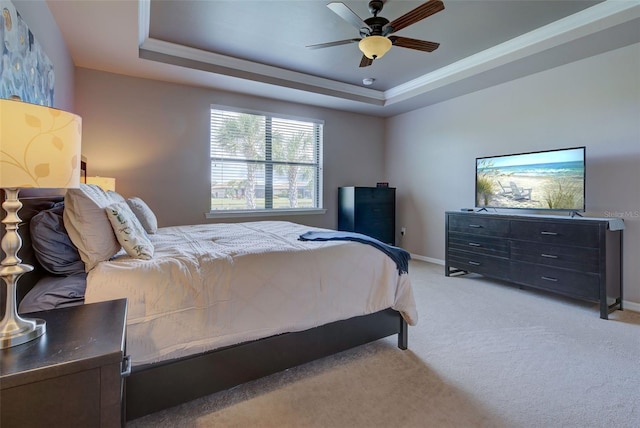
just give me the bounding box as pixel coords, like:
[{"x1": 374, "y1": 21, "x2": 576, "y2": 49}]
[{"x1": 205, "y1": 208, "x2": 327, "y2": 219}]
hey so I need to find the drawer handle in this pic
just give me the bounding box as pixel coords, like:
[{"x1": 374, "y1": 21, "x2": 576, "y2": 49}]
[
  {"x1": 468, "y1": 224, "x2": 482, "y2": 228},
  {"x1": 540, "y1": 254, "x2": 558, "y2": 259},
  {"x1": 121, "y1": 355, "x2": 132, "y2": 377},
  {"x1": 541, "y1": 276, "x2": 558, "y2": 282},
  {"x1": 540, "y1": 231, "x2": 558, "y2": 236},
  {"x1": 468, "y1": 261, "x2": 481, "y2": 266},
  {"x1": 468, "y1": 242, "x2": 481, "y2": 247}
]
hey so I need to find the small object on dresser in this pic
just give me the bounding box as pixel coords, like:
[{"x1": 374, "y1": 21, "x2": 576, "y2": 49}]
[
  {"x1": 376, "y1": 182, "x2": 389, "y2": 187},
  {"x1": 460, "y1": 208, "x2": 474, "y2": 212}
]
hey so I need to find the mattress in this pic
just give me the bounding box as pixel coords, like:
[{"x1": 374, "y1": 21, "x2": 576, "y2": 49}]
[{"x1": 84, "y1": 221, "x2": 417, "y2": 366}]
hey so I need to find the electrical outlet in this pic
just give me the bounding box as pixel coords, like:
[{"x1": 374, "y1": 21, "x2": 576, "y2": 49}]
[{"x1": 400, "y1": 227, "x2": 406, "y2": 236}]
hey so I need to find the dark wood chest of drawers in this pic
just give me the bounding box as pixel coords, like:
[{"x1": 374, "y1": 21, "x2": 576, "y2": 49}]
[
  {"x1": 445, "y1": 212, "x2": 622, "y2": 319},
  {"x1": 338, "y1": 187, "x2": 396, "y2": 245}
]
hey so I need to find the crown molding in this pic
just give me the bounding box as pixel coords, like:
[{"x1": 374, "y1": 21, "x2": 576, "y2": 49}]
[
  {"x1": 137, "y1": 0, "x2": 384, "y2": 105},
  {"x1": 384, "y1": 0, "x2": 640, "y2": 106},
  {"x1": 137, "y1": 0, "x2": 640, "y2": 109},
  {"x1": 139, "y1": 38, "x2": 386, "y2": 105}
]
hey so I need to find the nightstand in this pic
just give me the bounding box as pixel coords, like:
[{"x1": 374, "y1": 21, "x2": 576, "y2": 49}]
[{"x1": 1, "y1": 299, "x2": 129, "y2": 427}]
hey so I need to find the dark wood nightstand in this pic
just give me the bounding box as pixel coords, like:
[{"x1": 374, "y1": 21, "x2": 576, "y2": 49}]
[{"x1": 1, "y1": 299, "x2": 128, "y2": 427}]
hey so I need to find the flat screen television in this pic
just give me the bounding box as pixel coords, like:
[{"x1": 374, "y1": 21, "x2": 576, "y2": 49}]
[{"x1": 475, "y1": 146, "x2": 585, "y2": 212}]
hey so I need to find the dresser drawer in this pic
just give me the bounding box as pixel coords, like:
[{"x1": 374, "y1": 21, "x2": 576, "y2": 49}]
[
  {"x1": 355, "y1": 188, "x2": 395, "y2": 204},
  {"x1": 356, "y1": 203, "x2": 394, "y2": 221},
  {"x1": 448, "y1": 232, "x2": 509, "y2": 258},
  {"x1": 447, "y1": 214, "x2": 509, "y2": 237},
  {"x1": 448, "y1": 251, "x2": 510, "y2": 280},
  {"x1": 358, "y1": 219, "x2": 394, "y2": 244},
  {"x1": 511, "y1": 241, "x2": 599, "y2": 273},
  {"x1": 510, "y1": 220, "x2": 599, "y2": 248},
  {"x1": 510, "y1": 262, "x2": 599, "y2": 301}
]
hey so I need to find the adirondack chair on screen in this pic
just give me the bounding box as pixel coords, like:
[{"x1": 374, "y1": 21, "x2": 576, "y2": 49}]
[{"x1": 510, "y1": 181, "x2": 532, "y2": 200}]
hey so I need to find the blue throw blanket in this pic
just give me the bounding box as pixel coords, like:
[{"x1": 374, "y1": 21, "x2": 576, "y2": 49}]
[{"x1": 299, "y1": 231, "x2": 410, "y2": 274}]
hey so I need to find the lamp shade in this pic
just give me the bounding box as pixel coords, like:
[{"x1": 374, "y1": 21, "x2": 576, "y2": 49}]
[
  {"x1": 358, "y1": 35, "x2": 392, "y2": 60},
  {"x1": 86, "y1": 176, "x2": 116, "y2": 192},
  {"x1": 0, "y1": 98, "x2": 82, "y2": 189}
]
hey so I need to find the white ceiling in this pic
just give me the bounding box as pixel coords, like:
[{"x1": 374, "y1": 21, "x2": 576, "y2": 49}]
[{"x1": 47, "y1": 0, "x2": 640, "y2": 117}]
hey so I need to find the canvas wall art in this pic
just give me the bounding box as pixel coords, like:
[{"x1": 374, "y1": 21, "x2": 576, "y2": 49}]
[{"x1": 1, "y1": 0, "x2": 54, "y2": 106}]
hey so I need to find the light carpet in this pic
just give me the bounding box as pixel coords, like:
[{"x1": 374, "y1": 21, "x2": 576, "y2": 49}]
[{"x1": 128, "y1": 260, "x2": 640, "y2": 428}]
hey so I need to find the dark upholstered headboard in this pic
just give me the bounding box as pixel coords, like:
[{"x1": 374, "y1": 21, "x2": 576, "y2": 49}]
[{"x1": 0, "y1": 190, "x2": 66, "y2": 317}]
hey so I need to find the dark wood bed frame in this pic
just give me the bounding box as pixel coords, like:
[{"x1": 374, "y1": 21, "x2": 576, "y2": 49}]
[
  {"x1": 126, "y1": 308, "x2": 407, "y2": 420},
  {"x1": 4, "y1": 191, "x2": 409, "y2": 422}
]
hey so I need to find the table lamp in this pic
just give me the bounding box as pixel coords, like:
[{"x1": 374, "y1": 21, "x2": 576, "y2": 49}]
[
  {"x1": 86, "y1": 176, "x2": 116, "y2": 192},
  {"x1": 0, "y1": 97, "x2": 82, "y2": 348}
]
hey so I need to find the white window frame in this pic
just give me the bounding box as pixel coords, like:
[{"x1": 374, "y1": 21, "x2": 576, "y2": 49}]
[{"x1": 206, "y1": 105, "x2": 325, "y2": 219}]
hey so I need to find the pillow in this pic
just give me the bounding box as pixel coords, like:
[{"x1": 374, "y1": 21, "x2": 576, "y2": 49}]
[
  {"x1": 15, "y1": 196, "x2": 63, "y2": 277},
  {"x1": 30, "y1": 202, "x2": 85, "y2": 276},
  {"x1": 105, "y1": 201, "x2": 154, "y2": 260},
  {"x1": 126, "y1": 197, "x2": 158, "y2": 234},
  {"x1": 18, "y1": 273, "x2": 87, "y2": 314},
  {"x1": 63, "y1": 184, "x2": 122, "y2": 272},
  {"x1": 106, "y1": 190, "x2": 126, "y2": 203}
]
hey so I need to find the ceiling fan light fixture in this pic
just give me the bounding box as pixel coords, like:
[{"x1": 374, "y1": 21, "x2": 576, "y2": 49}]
[{"x1": 358, "y1": 35, "x2": 392, "y2": 60}]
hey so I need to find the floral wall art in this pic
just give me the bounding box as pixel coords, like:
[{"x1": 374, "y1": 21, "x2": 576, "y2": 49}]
[{"x1": 1, "y1": 0, "x2": 54, "y2": 106}]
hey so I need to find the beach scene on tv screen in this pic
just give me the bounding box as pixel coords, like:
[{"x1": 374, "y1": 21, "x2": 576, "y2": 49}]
[{"x1": 476, "y1": 148, "x2": 585, "y2": 210}]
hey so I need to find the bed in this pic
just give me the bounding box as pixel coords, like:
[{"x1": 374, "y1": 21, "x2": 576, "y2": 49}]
[{"x1": 6, "y1": 184, "x2": 417, "y2": 421}]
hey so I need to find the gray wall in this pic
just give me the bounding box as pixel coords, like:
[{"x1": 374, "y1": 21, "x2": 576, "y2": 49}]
[
  {"x1": 75, "y1": 68, "x2": 386, "y2": 229},
  {"x1": 386, "y1": 43, "x2": 640, "y2": 305},
  {"x1": 12, "y1": 0, "x2": 74, "y2": 110}
]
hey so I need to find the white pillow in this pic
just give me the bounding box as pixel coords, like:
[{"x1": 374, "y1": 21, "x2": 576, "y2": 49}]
[
  {"x1": 126, "y1": 197, "x2": 158, "y2": 234},
  {"x1": 106, "y1": 190, "x2": 126, "y2": 204},
  {"x1": 105, "y1": 202, "x2": 154, "y2": 260},
  {"x1": 63, "y1": 184, "x2": 122, "y2": 272}
]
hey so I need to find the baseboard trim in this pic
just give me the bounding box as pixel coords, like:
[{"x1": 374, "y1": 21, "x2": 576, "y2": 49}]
[
  {"x1": 410, "y1": 254, "x2": 444, "y2": 265},
  {"x1": 623, "y1": 300, "x2": 640, "y2": 313},
  {"x1": 409, "y1": 254, "x2": 638, "y2": 313}
]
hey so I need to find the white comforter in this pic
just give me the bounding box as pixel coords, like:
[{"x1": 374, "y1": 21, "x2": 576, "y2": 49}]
[{"x1": 85, "y1": 221, "x2": 417, "y2": 366}]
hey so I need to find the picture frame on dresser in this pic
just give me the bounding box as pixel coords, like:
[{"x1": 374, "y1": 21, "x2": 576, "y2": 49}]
[{"x1": 445, "y1": 211, "x2": 623, "y2": 319}]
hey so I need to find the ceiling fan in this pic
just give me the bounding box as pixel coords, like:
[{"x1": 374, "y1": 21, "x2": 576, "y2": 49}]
[{"x1": 307, "y1": 0, "x2": 445, "y2": 68}]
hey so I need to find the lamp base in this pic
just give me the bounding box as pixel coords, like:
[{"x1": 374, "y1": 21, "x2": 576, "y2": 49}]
[{"x1": 0, "y1": 318, "x2": 46, "y2": 349}]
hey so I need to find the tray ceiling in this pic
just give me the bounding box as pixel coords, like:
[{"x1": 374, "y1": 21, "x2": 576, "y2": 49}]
[{"x1": 47, "y1": 0, "x2": 640, "y2": 116}]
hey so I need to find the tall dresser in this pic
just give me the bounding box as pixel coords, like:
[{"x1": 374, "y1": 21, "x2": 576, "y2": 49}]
[{"x1": 338, "y1": 186, "x2": 396, "y2": 245}]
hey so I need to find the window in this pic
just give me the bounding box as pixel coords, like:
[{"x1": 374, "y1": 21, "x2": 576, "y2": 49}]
[{"x1": 209, "y1": 106, "x2": 323, "y2": 214}]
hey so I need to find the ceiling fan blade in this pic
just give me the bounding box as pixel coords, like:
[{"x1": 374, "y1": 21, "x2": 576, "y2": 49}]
[
  {"x1": 306, "y1": 38, "x2": 361, "y2": 50},
  {"x1": 390, "y1": 36, "x2": 440, "y2": 52},
  {"x1": 359, "y1": 55, "x2": 373, "y2": 68},
  {"x1": 327, "y1": 2, "x2": 370, "y2": 32},
  {"x1": 386, "y1": 0, "x2": 444, "y2": 34}
]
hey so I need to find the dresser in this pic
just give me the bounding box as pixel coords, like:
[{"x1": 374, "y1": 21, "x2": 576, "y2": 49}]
[
  {"x1": 338, "y1": 186, "x2": 396, "y2": 245},
  {"x1": 1, "y1": 299, "x2": 129, "y2": 427},
  {"x1": 445, "y1": 212, "x2": 623, "y2": 319}
]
